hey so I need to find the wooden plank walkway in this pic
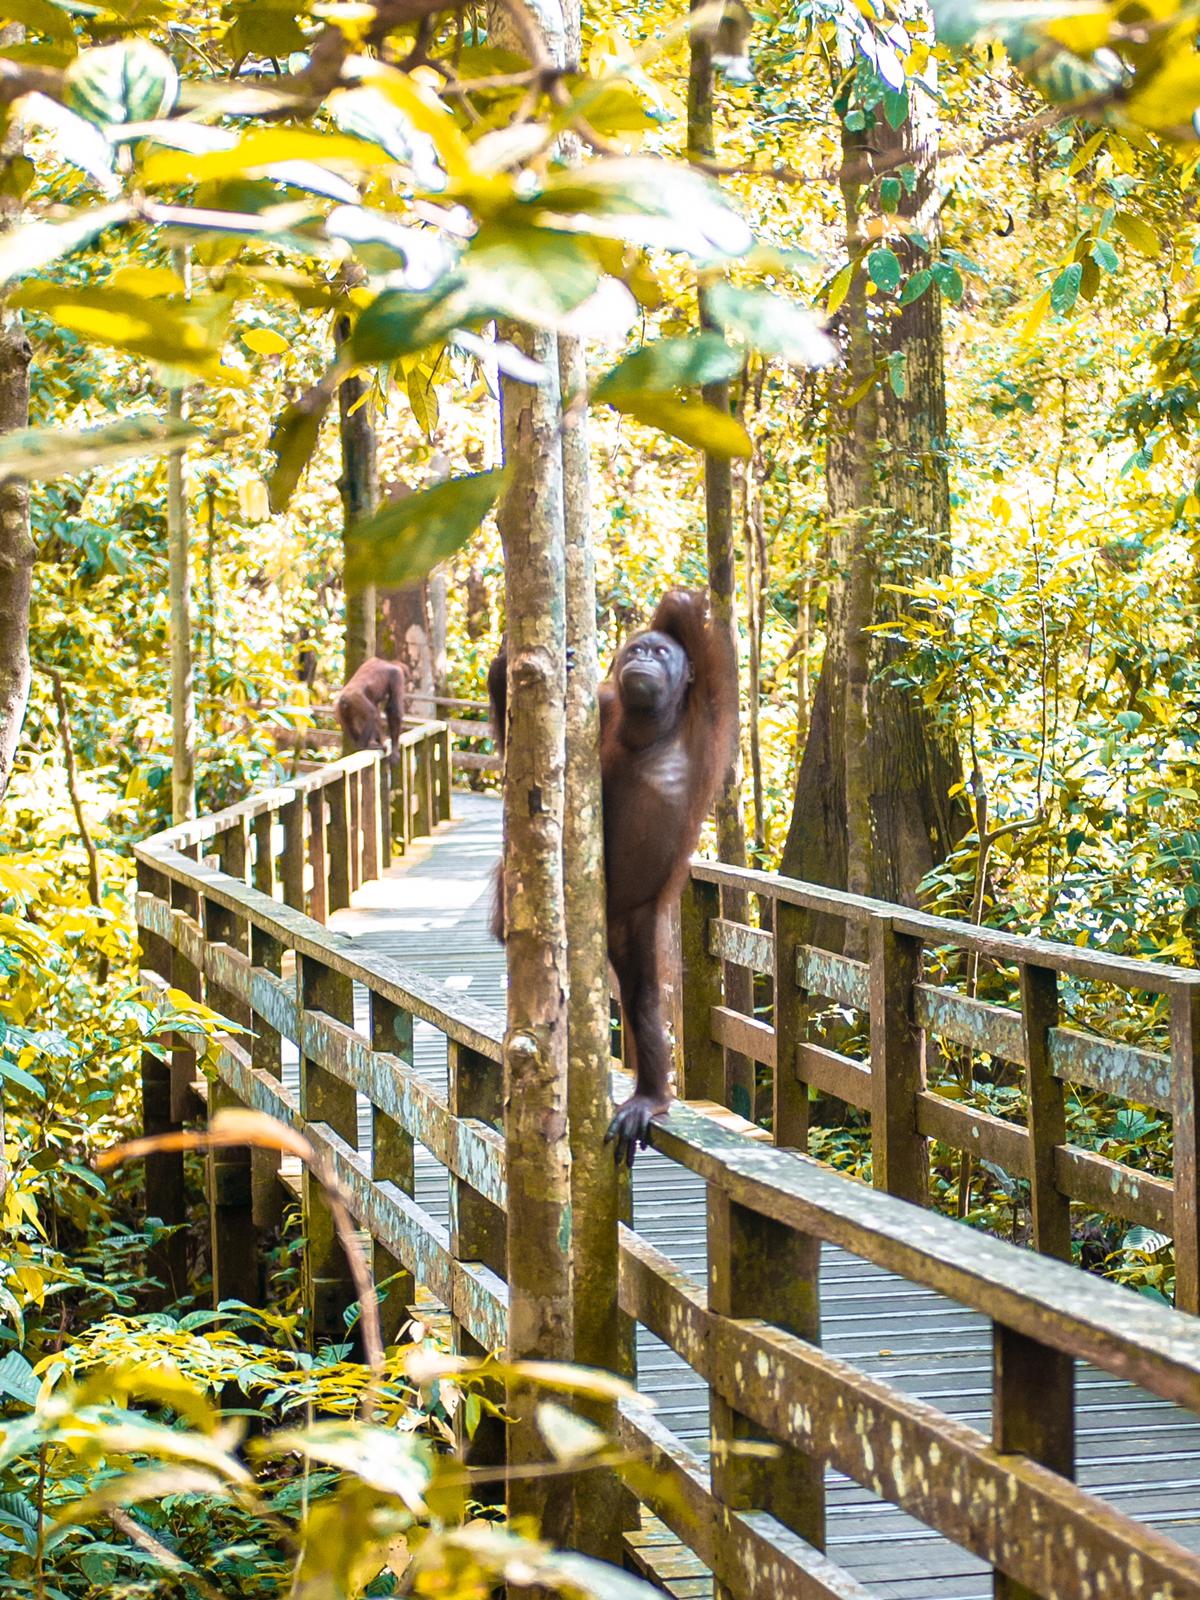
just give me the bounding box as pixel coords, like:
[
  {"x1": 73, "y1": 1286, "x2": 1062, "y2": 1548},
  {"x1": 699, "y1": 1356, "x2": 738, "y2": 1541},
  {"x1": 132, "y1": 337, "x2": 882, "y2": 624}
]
[{"x1": 323, "y1": 792, "x2": 1200, "y2": 1599}]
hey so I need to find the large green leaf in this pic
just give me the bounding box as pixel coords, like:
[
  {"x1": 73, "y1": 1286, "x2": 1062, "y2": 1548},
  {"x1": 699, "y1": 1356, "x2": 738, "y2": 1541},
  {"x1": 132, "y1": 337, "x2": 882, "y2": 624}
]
[
  {"x1": 327, "y1": 84, "x2": 445, "y2": 190},
  {"x1": 604, "y1": 392, "x2": 752, "y2": 457},
  {"x1": 12, "y1": 282, "x2": 229, "y2": 374},
  {"x1": 0, "y1": 416, "x2": 204, "y2": 484},
  {"x1": 0, "y1": 202, "x2": 130, "y2": 291},
  {"x1": 463, "y1": 225, "x2": 599, "y2": 323},
  {"x1": 529, "y1": 157, "x2": 753, "y2": 260},
  {"x1": 350, "y1": 279, "x2": 472, "y2": 365},
  {"x1": 593, "y1": 334, "x2": 743, "y2": 402},
  {"x1": 703, "y1": 282, "x2": 835, "y2": 367},
  {"x1": 66, "y1": 39, "x2": 179, "y2": 128},
  {"x1": 344, "y1": 469, "x2": 508, "y2": 593},
  {"x1": 267, "y1": 376, "x2": 337, "y2": 513}
]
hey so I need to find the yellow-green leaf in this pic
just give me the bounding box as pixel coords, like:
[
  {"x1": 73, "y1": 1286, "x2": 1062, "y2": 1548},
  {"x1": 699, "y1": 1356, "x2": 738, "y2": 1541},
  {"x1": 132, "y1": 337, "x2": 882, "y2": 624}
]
[
  {"x1": 605, "y1": 392, "x2": 752, "y2": 457},
  {"x1": 242, "y1": 327, "x2": 290, "y2": 355},
  {"x1": 344, "y1": 468, "x2": 507, "y2": 592},
  {"x1": 1113, "y1": 211, "x2": 1160, "y2": 256}
]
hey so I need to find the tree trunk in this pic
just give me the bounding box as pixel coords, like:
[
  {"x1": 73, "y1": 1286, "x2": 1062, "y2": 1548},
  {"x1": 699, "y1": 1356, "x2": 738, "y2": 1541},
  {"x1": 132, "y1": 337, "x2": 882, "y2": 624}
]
[
  {"x1": 336, "y1": 317, "x2": 378, "y2": 679},
  {"x1": 0, "y1": 310, "x2": 31, "y2": 808},
  {"x1": 381, "y1": 582, "x2": 435, "y2": 713},
  {"x1": 782, "y1": 52, "x2": 964, "y2": 929},
  {"x1": 490, "y1": 0, "x2": 572, "y2": 1550},
  {"x1": 688, "y1": 0, "x2": 754, "y2": 1115},
  {"x1": 167, "y1": 253, "x2": 196, "y2": 825}
]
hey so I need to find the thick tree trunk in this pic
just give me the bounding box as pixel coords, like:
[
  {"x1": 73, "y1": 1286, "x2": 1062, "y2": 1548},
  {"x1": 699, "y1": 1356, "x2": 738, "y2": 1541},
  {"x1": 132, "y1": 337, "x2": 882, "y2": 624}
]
[
  {"x1": 0, "y1": 311, "x2": 31, "y2": 808},
  {"x1": 168, "y1": 374, "x2": 196, "y2": 824},
  {"x1": 380, "y1": 582, "x2": 435, "y2": 713},
  {"x1": 782, "y1": 57, "x2": 963, "y2": 925},
  {"x1": 336, "y1": 317, "x2": 378, "y2": 678}
]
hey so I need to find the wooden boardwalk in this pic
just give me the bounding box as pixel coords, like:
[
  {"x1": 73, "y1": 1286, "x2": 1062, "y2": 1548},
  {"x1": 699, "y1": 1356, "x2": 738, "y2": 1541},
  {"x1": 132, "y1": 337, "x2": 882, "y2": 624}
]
[{"x1": 326, "y1": 792, "x2": 1200, "y2": 1599}]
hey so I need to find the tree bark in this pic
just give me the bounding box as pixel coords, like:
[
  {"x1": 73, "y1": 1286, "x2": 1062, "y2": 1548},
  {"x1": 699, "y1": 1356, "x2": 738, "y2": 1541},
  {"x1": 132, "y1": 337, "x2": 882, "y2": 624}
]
[
  {"x1": 688, "y1": 0, "x2": 754, "y2": 1114},
  {"x1": 0, "y1": 309, "x2": 31, "y2": 808},
  {"x1": 336, "y1": 316, "x2": 378, "y2": 679},
  {"x1": 167, "y1": 250, "x2": 196, "y2": 824},
  {"x1": 490, "y1": 0, "x2": 572, "y2": 1551},
  {"x1": 380, "y1": 581, "x2": 434, "y2": 712},
  {"x1": 782, "y1": 50, "x2": 964, "y2": 929}
]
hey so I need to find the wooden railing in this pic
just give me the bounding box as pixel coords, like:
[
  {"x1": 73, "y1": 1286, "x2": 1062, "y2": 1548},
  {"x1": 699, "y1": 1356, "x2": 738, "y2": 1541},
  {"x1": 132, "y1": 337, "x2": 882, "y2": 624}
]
[
  {"x1": 269, "y1": 694, "x2": 499, "y2": 775},
  {"x1": 679, "y1": 862, "x2": 1200, "y2": 1307},
  {"x1": 132, "y1": 748, "x2": 1200, "y2": 1600}
]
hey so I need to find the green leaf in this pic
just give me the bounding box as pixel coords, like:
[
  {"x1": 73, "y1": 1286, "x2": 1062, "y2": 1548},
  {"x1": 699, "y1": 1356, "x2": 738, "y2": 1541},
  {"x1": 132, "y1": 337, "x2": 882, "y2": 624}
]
[
  {"x1": 0, "y1": 1055, "x2": 44, "y2": 1098},
  {"x1": 867, "y1": 247, "x2": 902, "y2": 293},
  {"x1": 267, "y1": 376, "x2": 337, "y2": 513},
  {"x1": 603, "y1": 392, "x2": 752, "y2": 458},
  {"x1": 704, "y1": 282, "x2": 834, "y2": 367},
  {"x1": 261, "y1": 1422, "x2": 431, "y2": 1511},
  {"x1": 899, "y1": 267, "x2": 933, "y2": 305},
  {"x1": 1050, "y1": 261, "x2": 1082, "y2": 315},
  {"x1": 223, "y1": 1, "x2": 307, "y2": 59},
  {"x1": 931, "y1": 262, "x2": 964, "y2": 303},
  {"x1": 593, "y1": 334, "x2": 743, "y2": 402},
  {"x1": 530, "y1": 158, "x2": 753, "y2": 260},
  {"x1": 0, "y1": 201, "x2": 129, "y2": 290},
  {"x1": 327, "y1": 84, "x2": 445, "y2": 190},
  {"x1": 535, "y1": 1402, "x2": 607, "y2": 1463},
  {"x1": 463, "y1": 225, "x2": 599, "y2": 323},
  {"x1": 886, "y1": 350, "x2": 907, "y2": 398},
  {"x1": 351, "y1": 280, "x2": 469, "y2": 365},
  {"x1": 0, "y1": 416, "x2": 203, "y2": 485},
  {"x1": 12, "y1": 281, "x2": 229, "y2": 374},
  {"x1": 1091, "y1": 237, "x2": 1119, "y2": 272},
  {"x1": 0, "y1": 1353, "x2": 38, "y2": 1408},
  {"x1": 880, "y1": 175, "x2": 902, "y2": 213},
  {"x1": 344, "y1": 469, "x2": 508, "y2": 593},
  {"x1": 882, "y1": 88, "x2": 909, "y2": 128},
  {"x1": 66, "y1": 39, "x2": 178, "y2": 128}
]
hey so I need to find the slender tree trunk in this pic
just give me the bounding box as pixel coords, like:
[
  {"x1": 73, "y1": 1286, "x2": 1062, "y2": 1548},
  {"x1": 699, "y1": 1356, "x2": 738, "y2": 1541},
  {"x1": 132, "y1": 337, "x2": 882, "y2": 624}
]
[
  {"x1": 489, "y1": 0, "x2": 573, "y2": 1546},
  {"x1": 381, "y1": 582, "x2": 435, "y2": 712},
  {"x1": 782, "y1": 49, "x2": 963, "y2": 930},
  {"x1": 688, "y1": 0, "x2": 754, "y2": 1115},
  {"x1": 0, "y1": 311, "x2": 30, "y2": 809},
  {"x1": 336, "y1": 317, "x2": 378, "y2": 679},
  {"x1": 167, "y1": 255, "x2": 196, "y2": 824},
  {"x1": 0, "y1": 29, "x2": 30, "y2": 810}
]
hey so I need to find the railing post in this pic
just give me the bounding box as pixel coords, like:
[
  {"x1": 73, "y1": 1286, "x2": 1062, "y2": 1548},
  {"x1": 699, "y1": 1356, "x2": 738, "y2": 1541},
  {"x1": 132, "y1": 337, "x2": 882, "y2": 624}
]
[
  {"x1": 169, "y1": 847, "x2": 202, "y2": 1121},
  {"x1": 361, "y1": 760, "x2": 381, "y2": 885},
  {"x1": 306, "y1": 788, "x2": 328, "y2": 922},
  {"x1": 679, "y1": 875, "x2": 724, "y2": 1104},
  {"x1": 414, "y1": 741, "x2": 433, "y2": 838},
  {"x1": 137, "y1": 857, "x2": 187, "y2": 1303},
  {"x1": 252, "y1": 810, "x2": 276, "y2": 902},
  {"x1": 208, "y1": 823, "x2": 258, "y2": 1308},
  {"x1": 280, "y1": 790, "x2": 305, "y2": 910},
  {"x1": 437, "y1": 724, "x2": 452, "y2": 822},
  {"x1": 299, "y1": 955, "x2": 358, "y2": 1348},
  {"x1": 720, "y1": 879, "x2": 756, "y2": 1121},
  {"x1": 772, "y1": 898, "x2": 810, "y2": 1151},
  {"x1": 327, "y1": 771, "x2": 352, "y2": 913},
  {"x1": 378, "y1": 759, "x2": 394, "y2": 870},
  {"x1": 992, "y1": 1322, "x2": 1073, "y2": 1600},
  {"x1": 251, "y1": 919, "x2": 287, "y2": 1233},
  {"x1": 397, "y1": 744, "x2": 413, "y2": 854},
  {"x1": 348, "y1": 765, "x2": 362, "y2": 894},
  {"x1": 868, "y1": 913, "x2": 926, "y2": 1205},
  {"x1": 707, "y1": 1187, "x2": 824, "y2": 1585},
  {"x1": 1019, "y1": 962, "x2": 1071, "y2": 1261},
  {"x1": 448, "y1": 1040, "x2": 506, "y2": 1472},
  {"x1": 1171, "y1": 975, "x2": 1200, "y2": 1312},
  {"x1": 369, "y1": 992, "x2": 416, "y2": 1344}
]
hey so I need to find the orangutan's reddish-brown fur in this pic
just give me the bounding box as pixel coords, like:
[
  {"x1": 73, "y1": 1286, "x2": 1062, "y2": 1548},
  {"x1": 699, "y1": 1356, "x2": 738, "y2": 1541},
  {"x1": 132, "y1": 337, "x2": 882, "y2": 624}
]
[
  {"x1": 488, "y1": 588, "x2": 737, "y2": 1161},
  {"x1": 334, "y1": 657, "x2": 407, "y2": 765}
]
